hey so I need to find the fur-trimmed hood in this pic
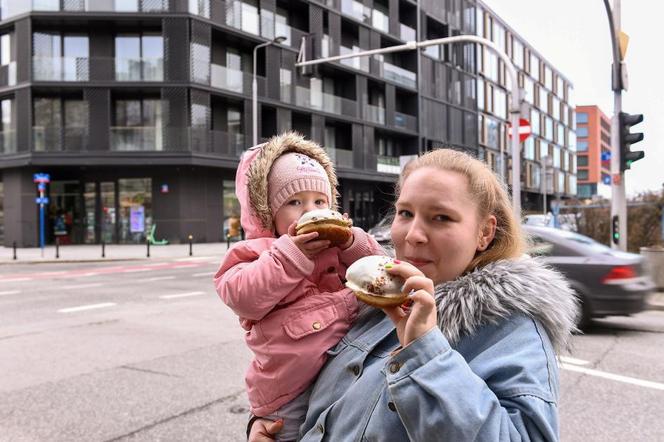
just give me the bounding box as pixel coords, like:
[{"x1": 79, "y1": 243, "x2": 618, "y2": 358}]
[
  {"x1": 235, "y1": 132, "x2": 339, "y2": 239},
  {"x1": 435, "y1": 256, "x2": 578, "y2": 353}
]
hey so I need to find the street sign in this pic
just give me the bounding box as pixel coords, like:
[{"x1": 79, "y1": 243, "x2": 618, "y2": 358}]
[
  {"x1": 602, "y1": 175, "x2": 611, "y2": 185},
  {"x1": 35, "y1": 197, "x2": 49, "y2": 205},
  {"x1": 507, "y1": 118, "x2": 531, "y2": 143},
  {"x1": 601, "y1": 151, "x2": 611, "y2": 162},
  {"x1": 33, "y1": 173, "x2": 50, "y2": 183}
]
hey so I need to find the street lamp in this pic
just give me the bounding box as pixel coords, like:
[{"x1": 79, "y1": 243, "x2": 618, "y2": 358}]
[
  {"x1": 253, "y1": 36, "x2": 287, "y2": 147},
  {"x1": 295, "y1": 35, "x2": 525, "y2": 218}
]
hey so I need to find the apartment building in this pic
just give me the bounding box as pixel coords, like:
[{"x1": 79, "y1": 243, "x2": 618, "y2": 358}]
[{"x1": 0, "y1": 0, "x2": 477, "y2": 246}]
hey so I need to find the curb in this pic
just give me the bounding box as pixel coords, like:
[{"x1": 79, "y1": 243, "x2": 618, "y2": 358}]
[{"x1": 0, "y1": 258, "x2": 147, "y2": 265}]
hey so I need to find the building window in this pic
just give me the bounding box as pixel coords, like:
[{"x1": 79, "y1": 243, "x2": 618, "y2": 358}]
[
  {"x1": 112, "y1": 98, "x2": 162, "y2": 151},
  {"x1": 0, "y1": 97, "x2": 15, "y2": 154},
  {"x1": 576, "y1": 112, "x2": 588, "y2": 124},
  {"x1": 530, "y1": 53, "x2": 540, "y2": 81},
  {"x1": 576, "y1": 127, "x2": 588, "y2": 137},
  {"x1": 577, "y1": 155, "x2": 589, "y2": 167},
  {"x1": 33, "y1": 32, "x2": 89, "y2": 81},
  {"x1": 115, "y1": 33, "x2": 163, "y2": 81},
  {"x1": 33, "y1": 97, "x2": 88, "y2": 152},
  {"x1": 223, "y1": 180, "x2": 242, "y2": 240},
  {"x1": 577, "y1": 169, "x2": 589, "y2": 180},
  {"x1": 576, "y1": 140, "x2": 588, "y2": 152}
]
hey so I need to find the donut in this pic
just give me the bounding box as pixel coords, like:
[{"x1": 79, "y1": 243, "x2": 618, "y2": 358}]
[
  {"x1": 345, "y1": 255, "x2": 406, "y2": 308},
  {"x1": 295, "y1": 209, "x2": 352, "y2": 247}
]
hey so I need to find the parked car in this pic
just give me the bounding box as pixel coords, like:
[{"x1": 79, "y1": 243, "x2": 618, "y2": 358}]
[
  {"x1": 523, "y1": 213, "x2": 578, "y2": 232},
  {"x1": 367, "y1": 215, "x2": 393, "y2": 245},
  {"x1": 524, "y1": 225, "x2": 655, "y2": 328}
]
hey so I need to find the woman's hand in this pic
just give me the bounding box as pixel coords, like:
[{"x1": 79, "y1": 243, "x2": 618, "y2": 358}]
[
  {"x1": 383, "y1": 261, "x2": 437, "y2": 348},
  {"x1": 248, "y1": 418, "x2": 283, "y2": 442},
  {"x1": 288, "y1": 221, "x2": 331, "y2": 259}
]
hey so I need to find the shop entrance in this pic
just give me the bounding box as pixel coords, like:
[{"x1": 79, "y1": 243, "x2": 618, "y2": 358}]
[{"x1": 47, "y1": 178, "x2": 151, "y2": 244}]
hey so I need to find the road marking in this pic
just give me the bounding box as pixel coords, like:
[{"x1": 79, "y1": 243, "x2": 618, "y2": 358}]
[
  {"x1": 78, "y1": 272, "x2": 99, "y2": 277},
  {"x1": 139, "y1": 276, "x2": 176, "y2": 282},
  {"x1": 176, "y1": 256, "x2": 214, "y2": 262},
  {"x1": 58, "y1": 302, "x2": 117, "y2": 313},
  {"x1": 61, "y1": 283, "x2": 103, "y2": 290},
  {"x1": 560, "y1": 363, "x2": 664, "y2": 391},
  {"x1": 558, "y1": 356, "x2": 589, "y2": 366},
  {"x1": 192, "y1": 272, "x2": 215, "y2": 277},
  {"x1": 174, "y1": 263, "x2": 199, "y2": 268},
  {"x1": 123, "y1": 268, "x2": 151, "y2": 273},
  {"x1": 159, "y1": 291, "x2": 206, "y2": 300},
  {"x1": 1, "y1": 277, "x2": 31, "y2": 282},
  {"x1": 0, "y1": 290, "x2": 21, "y2": 297}
]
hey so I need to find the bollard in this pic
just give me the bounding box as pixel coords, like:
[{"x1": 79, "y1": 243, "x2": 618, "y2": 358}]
[
  {"x1": 55, "y1": 237, "x2": 60, "y2": 259},
  {"x1": 101, "y1": 241, "x2": 105, "y2": 258},
  {"x1": 188, "y1": 235, "x2": 193, "y2": 256},
  {"x1": 12, "y1": 241, "x2": 17, "y2": 260},
  {"x1": 146, "y1": 239, "x2": 150, "y2": 258}
]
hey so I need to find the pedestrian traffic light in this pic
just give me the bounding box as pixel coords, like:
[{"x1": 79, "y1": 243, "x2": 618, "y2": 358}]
[
  {"x1": 611, "y1": 215, "x2": 620, "y2": 245},
  {"x1": 618, "y1": 112, "x2": 644, "y2": 171}
]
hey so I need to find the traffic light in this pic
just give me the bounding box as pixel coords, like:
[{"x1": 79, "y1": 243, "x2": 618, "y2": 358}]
[
  {"x1": 618, "y1": 112, "x2": 644, "y2": 171},
  {"x1": 611, "y1": 215, "x2": 620, "y2": 245}
]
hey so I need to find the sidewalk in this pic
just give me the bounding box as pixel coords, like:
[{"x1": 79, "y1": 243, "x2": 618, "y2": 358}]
[
  {"x1": 648, "y1": 292, "x2": 664, "y2": 311},
  {"x1": 0, "y1": 242, "x2": 230, "y2": 264}
]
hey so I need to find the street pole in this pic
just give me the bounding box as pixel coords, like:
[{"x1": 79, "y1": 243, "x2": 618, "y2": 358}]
[
  {"x1": 295, "y1": 35, "x2": 524, "y2": 218},
  {"x1": 541, "y1": 155, "x2": 549, "y2": 215},
  {"x1": 604, "y1": 0, "x2": 626, "y2": 250},
  {"x1": 252, "y1": 36, "x2": 287, "y2": 147}
]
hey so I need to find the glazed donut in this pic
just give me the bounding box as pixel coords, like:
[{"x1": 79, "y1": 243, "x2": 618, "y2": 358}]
[
  {"x1": 345, "y1": 255, "x2": 406, "y2": 308},
  {"x1": 295, "y1": 209, "x2": 352, "y2": 247}
]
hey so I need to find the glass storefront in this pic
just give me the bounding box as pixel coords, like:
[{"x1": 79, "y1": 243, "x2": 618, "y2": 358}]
[
  {"x1": 223, "y1": 180, "x2": 241, "y2": 240},
  {"x1": 0, "y1": 180, "x2": 4, "y2": 244},
  {"x1": 119, "y1": 178, "x2": 152, "y2": 244},
  {"x1": 44, "y1": 178, "x2": 151, "y2": 244}
]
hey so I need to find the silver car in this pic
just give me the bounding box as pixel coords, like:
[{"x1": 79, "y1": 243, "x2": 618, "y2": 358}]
[{"x1": 524, "y1": 225, "x2": 655, "y2": 329}]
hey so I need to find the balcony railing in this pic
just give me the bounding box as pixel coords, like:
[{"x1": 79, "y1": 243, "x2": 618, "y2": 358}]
[
  {"x1": 115, "y1": 57, "x2": 163, "y2": 82},
  {"x1": 325, "y1": 147, "x2": 353, "y2": 168},
  {"x1": 377, "y1": 155, "x2": 400, "y2": 174},
  {"x1": 33, "y1": 57, "x2": 89, "y2": 82},
  {"x1": 340, "y1": 45, "x2": 369, "y2": 72},
  {"x1": 340, "y1": 0, "x2": 370, "y2": 24},
  {"x1": 371, "y1": 9, "x2": 389, "y2": 33},
  {"x1": 423, "y1": 45, "x2": 441, "y2": 60},
  {"x1": 224, "y1": 1, "x2": 304, "y2": 49},
  {"x1": 0, "y1": 62, "x2": 16, "y2": 87},
  {"x1": 393, "y1": 111, "x2": 417, "y2": 131},
  {"x1": 379, "y1": 61, "x2": 416, "y2": 89},
  {"x1": 365, "y1": 104, "x2": 385, "y2": 125},
  {"x1": 2, "y1": 0, "x2": 169, "y2": 15},
  {"x1": 0, "y1": 130, "x2": 16, "y2": 154},
  {"x1": 32, "y1": 126, "x2": 88, "y2": 152},
  {"x1": 400, "y1": 24, "x2": 416, "y2": 41},
  {"x1": 110, "y1": 126, "x2": 162, "y2": 151},
  {"x1": 295, "y1": 86, "x2": 357, "y2": 117}
]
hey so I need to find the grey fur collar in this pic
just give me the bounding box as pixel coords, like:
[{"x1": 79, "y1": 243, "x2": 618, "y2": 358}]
[{"x1": 435, "y1": 257, "x2": 578, "y2": 353}]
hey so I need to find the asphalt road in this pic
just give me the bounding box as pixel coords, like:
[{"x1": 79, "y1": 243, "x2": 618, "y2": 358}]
[{"x1": 1, "y1": 258, "x2": 663, "y2": 441}]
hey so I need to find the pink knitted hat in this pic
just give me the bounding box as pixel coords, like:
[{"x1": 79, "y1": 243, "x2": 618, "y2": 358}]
[{"x1": 267, "y1": 152, "x2": 332, "y2": 215}]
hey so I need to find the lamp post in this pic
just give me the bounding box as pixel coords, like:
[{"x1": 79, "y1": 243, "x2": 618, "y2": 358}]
[
  {"x1": 295, "y1": 35, "x2": 525, "y2": 218},
  {"x1": 253, "y1": 36, "x2": 287, "y2": 147}
]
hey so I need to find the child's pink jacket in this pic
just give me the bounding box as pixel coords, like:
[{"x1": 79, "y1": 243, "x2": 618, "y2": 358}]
[{"x1": 214, "y1": 229, "x2": 382, "y2": 416}]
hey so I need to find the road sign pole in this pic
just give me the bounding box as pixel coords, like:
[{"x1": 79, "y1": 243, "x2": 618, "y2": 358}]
[{"x1": 39, "y1": 201, "x2": 45, "y2": 257}]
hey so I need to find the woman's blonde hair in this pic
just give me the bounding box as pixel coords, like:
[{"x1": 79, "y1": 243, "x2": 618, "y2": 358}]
[{"x1": 396, "y1": 148, "x2": 526, "y2": 272}]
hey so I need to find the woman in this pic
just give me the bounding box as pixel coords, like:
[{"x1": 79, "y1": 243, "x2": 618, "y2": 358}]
[{"x1": 250, "y1": 148, "x2": 578, "y2": 441}]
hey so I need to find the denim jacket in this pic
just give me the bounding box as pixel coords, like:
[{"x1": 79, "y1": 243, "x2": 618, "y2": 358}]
[{"x1": 299, "y1": 257, "x2": 578, "y2": 441}]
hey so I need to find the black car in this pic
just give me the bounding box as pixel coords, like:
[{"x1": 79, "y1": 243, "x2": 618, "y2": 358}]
[{"x1": 524, "y1": 225, "x2": 655, "y2": 328}]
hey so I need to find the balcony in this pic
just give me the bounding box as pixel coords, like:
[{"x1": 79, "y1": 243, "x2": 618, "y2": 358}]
[
  {"x1": 341, "y1": 0, "x2": 371, "y2": 24},
  {"x1": 371, "y1": 9, "x2": 389, "y2": 33},
  {"x1": 340, "y1": 45, "x2": 369, "y2": 72},
  {"x1": 1, "y1": 0, "x2": 169, "y2": 17},
  {"x1": 365, "y1": 104, "x2": 385, "y2": 125},
  {"x1": 115, "y1": 57, "x2": 163, "y2": 81},
  {"x1": 295, "y1": 86, "x2": 357, "y2": 117},
  {"x1": 400, "y1": 24, "x2": 416, "y2": 42},
  {"x1": 378, "y1": 61, "x2": 416, "y2": 89},
  {"x1": 0, "y1": 130, "x2": 16, "y2": 154},
  {"x1": 325, "y1": 147, "x2": 353, "y2": 168},
  {"x1": 110, "y1": 127, "x2": 162, "y2": 151},
  {"x1": 0, "y1": 62, "x2": 16, "y2": 87},
  {"x1": 33, "y1": 57, "x2": 89, "y2": 82},
  {"x1": 377, "y1": 155, "x2": 400, "y2": 174},
  {"x1": 423, "y1": 45, "x2": 441, "y2": 60},
  {"x1": 393, "y1": 111, "x2": 417, "y2": 131},
  {"x1": 186, "y1": 128, "x2": 246, "y2": 156},
  {"x1": 32, "y1": 126, "x2": 88, "y2": 152},
  {"x1": 224, "y1": 1, "x2": 304, "y2": 49}
]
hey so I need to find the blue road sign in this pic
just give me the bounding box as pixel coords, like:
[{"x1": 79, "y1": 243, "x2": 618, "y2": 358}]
[
  {"x1": 601, "y1": 151, "x2": 611, "y2": 162},
  {"x1": 35, "y1": 197, "x2": 49, "y2": 204},
  {"x1": 33, "y1": 173, "x2": 50, "y2": 183},
  {"x1": 602, "y1": 175, "x2": 611, "y2": 185}
]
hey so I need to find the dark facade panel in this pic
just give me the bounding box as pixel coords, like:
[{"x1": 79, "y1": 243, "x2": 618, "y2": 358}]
[
  {"x1": 15, "y1": 88, "x2": 30, "y2": 153},
  {"x1": 163, "y1": 17, "x2": 189, "y2": 82},
  {"x1": 85, "y1": 88, "x2": 111, "y2": 151}
]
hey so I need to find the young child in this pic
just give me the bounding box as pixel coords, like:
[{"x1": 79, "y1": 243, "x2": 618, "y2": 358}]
[{"x1": 214, "y1": 132, "x2": 383, "y2": 441}]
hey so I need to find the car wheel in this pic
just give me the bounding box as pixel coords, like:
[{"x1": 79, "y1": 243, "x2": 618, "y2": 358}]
[{"x1": 575, "y1": 292, "x2": 592, "y2": 331}]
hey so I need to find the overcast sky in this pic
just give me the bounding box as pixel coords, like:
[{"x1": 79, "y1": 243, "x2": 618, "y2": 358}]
[{"x1": 483, "y1": 0, "x2": 663, "y2": 196}]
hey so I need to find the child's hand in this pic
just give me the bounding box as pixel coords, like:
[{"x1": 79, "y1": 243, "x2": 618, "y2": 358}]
[
  {"x1": 339, "y1": 213, "x2": 354, "y2": 250},
  {"x1": 288, "y1": 221, "x2": 331, "y2": 259}
]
